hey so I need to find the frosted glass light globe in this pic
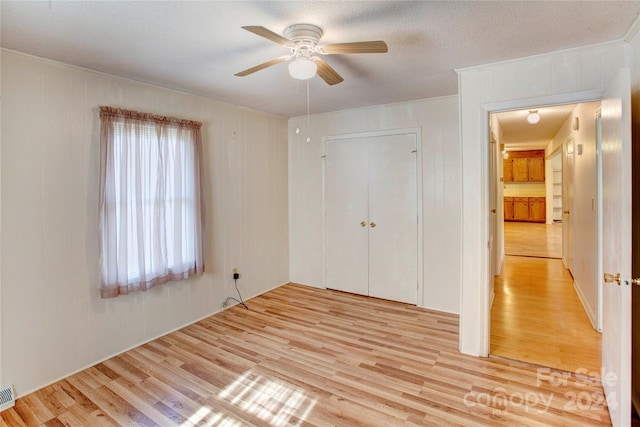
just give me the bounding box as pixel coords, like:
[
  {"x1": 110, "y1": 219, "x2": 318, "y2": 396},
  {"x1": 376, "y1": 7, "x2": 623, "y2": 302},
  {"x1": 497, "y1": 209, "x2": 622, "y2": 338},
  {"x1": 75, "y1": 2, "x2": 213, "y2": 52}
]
[{"x1": 289, "y1": 58, "x2": 317, "y2": 80}]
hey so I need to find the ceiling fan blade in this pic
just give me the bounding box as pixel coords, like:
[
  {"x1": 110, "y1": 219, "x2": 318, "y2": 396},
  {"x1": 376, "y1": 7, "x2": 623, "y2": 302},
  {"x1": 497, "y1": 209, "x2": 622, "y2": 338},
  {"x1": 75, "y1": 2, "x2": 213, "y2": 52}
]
[
  {"x1": 321, "y1": 41, "x2": 388, "y2": 54},
  {"x1": 241, "y1": 26, "x2": 296, "y2": 47},
  {"x1": 311, "y1": 58, "x2": 344, "y2": 86},
  {"x1": 234, "y1": 56, "x2": 291, "y2": 77}
]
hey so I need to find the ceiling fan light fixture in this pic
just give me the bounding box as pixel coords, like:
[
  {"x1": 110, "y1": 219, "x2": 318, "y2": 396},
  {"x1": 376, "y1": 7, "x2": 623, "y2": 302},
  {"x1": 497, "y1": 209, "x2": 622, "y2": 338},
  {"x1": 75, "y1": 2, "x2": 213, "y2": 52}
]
[
  {"x1": 527, "y1": 110, "x2": 540, "y2": 124},
  {"x1": 236, "y1": 24, "x2": 386, "y2": 85},
  {"x1": 288, "y1": 57, "x2": 317, "y2": 80}
]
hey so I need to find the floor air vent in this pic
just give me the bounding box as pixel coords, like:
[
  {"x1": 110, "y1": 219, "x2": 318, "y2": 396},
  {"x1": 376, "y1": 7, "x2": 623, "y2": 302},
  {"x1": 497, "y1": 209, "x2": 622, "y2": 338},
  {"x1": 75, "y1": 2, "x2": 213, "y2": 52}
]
[{"x1": 0, "y1": 385, "x2": 15, "y2": 412}]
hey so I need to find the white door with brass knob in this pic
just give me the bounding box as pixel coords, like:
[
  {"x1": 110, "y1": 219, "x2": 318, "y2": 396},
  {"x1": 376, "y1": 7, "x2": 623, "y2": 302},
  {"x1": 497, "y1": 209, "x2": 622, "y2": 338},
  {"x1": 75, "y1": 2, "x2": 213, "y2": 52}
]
[
  {"x1": 601, "y1": 68, "x2": 631, "y2": 427},
  {"x1": 368, "y1": 134, "x2": 417, "y2": 304},
  {"x1": 324, "y1": 132, "x2": 418, "y2": 305},
  {"x1": 325, "y1": 137, "x2": 369, "y2": 297}
]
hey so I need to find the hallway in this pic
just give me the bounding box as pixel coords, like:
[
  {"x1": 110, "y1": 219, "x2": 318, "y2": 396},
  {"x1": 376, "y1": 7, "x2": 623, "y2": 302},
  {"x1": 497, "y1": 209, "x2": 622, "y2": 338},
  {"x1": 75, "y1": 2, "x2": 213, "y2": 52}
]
[
  {"x1": 491, "y1": 222, "x2": 601, "y2": 375},
  {"x1": 504, "y1": 221, "x2": 562, "y2": 259}
]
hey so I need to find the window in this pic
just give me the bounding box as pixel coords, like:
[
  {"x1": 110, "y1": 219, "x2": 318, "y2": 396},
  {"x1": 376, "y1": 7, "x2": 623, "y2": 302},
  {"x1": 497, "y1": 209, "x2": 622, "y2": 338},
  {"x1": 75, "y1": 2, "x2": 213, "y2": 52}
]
[{"x1": 99, "y1": 107, "x2": 205, "y2": 298}]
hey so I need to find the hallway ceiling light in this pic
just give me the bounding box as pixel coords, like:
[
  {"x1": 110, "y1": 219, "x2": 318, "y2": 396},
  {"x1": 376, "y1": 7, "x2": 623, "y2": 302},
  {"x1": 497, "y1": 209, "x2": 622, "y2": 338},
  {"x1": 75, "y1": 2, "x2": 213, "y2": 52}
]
[{"x1": 527, "y1": 110, "x2": 540, "y2": 124}]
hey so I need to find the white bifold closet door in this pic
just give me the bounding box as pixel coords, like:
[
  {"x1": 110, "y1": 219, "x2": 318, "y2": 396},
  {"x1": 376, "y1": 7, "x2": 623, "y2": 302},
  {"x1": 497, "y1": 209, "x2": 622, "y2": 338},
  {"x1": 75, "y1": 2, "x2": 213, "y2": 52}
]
[
  {"x1": 325, "y1": 133, "x2": 418, "y2": 304},
  {"x1": 325, "y1": 137, "x2": 370, "y2": 297}
]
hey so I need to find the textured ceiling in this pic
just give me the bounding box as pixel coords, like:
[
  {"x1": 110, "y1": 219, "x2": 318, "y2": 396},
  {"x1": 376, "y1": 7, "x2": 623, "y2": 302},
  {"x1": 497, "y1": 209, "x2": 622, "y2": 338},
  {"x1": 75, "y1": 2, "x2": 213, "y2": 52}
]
[{"x1": 2, "y1": 1, "x2": 639, "y2": 117}]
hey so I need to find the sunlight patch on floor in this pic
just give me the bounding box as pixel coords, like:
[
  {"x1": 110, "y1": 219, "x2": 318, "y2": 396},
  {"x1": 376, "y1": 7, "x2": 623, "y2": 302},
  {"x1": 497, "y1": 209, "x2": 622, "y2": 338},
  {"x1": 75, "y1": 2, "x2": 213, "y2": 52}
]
[{"x1": 181, "y1": 370, "x2": 317, "y2": 426}]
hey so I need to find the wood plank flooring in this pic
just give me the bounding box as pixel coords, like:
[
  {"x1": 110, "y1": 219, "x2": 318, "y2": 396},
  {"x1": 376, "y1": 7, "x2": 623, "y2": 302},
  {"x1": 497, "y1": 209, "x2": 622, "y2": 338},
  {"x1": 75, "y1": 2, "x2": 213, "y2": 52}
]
[
  {"x1": 504, "y1": 221, "x2": 562, "y2": 259},
  {"x1": 491, "y1": 256, "x2": 601, "y2": 375},
  {"x1": 3, "y1": 284, "x2": 610, "y2": 426},
  {"x1": 493, "y1": 220, "x2": 601, "y2": 377}
]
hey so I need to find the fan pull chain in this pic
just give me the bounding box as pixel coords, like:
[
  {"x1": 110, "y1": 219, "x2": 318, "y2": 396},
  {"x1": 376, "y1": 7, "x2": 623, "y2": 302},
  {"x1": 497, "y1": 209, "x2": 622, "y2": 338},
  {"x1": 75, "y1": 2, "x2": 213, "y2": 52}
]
[
  {"x1": 306, "y1": 79, "x2": 311, "y2": 143},
  {"x1": 295, "y1": 76, "x2": 301, "y2": 134}
]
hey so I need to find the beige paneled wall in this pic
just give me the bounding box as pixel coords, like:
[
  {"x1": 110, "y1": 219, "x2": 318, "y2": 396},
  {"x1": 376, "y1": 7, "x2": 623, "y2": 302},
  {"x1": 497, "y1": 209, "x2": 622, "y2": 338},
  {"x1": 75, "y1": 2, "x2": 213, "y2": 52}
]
[
  {"x1": 457, "y1": 40, "x2": 626, "y2": 356},
  {"x1": 0, "y1": 50, "x2": 289, "y2": 397},
  {"x1": 288, "y1": 96, "x2": 462, "y2": 314}
]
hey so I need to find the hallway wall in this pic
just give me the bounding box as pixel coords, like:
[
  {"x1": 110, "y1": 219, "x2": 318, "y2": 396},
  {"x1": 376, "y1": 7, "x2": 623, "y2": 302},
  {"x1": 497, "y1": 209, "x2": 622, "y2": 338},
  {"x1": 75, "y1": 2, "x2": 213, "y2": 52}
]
[
  {"x1": 489, "y1": 114, "x2": 504, "y2": 279},
  {"x1": 571, "y1": 101, "x2": 602, "y2": 329}
]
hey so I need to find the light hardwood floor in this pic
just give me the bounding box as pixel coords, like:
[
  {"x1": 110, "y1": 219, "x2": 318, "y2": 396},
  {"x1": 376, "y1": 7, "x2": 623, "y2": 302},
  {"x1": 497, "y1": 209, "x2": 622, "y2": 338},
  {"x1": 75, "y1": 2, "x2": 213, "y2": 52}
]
[
  {"x1": 3, "y1": 284, "x2": 610, "y2": 426},
  {"x1": 492, "y1": 221, "x2": 601, "y2": 376},
  {"x1": 504, "y1": 221, "x2": 562, "y2": 259}
]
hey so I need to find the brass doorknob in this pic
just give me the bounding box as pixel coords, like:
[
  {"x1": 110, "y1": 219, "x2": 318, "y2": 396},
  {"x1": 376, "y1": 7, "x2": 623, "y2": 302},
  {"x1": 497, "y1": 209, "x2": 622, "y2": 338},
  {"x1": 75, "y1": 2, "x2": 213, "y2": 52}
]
[
  {"x1": 370, "y1": 222, "x2": 376, "y2": 228},
  {"x1": 604, "y1": 273, "x2": 621, "y2": 286},
  {"x1": 360, "y1": 221, "x2": 366, "y2": 227},
  {"x1": 564, "y1": 210, "x2": 570, "y2": 214},
  {"x1": 604, "y1": 272, "x2": 640, "y2": 286}
]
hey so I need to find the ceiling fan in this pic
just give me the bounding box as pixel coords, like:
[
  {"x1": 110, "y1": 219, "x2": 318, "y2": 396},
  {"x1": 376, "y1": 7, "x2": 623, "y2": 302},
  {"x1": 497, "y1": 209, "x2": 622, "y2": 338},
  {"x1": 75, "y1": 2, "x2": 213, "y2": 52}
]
[{"x1": 234, "y1": 24, "x2": 388, "y2": 85}]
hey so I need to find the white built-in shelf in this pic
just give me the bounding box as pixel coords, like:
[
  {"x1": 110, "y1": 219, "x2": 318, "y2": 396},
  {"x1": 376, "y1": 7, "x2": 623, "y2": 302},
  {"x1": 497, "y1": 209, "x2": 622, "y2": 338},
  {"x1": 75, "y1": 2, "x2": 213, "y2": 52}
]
[{"x1": 551, "y1": 169, "x2": 562, "y2": 220}]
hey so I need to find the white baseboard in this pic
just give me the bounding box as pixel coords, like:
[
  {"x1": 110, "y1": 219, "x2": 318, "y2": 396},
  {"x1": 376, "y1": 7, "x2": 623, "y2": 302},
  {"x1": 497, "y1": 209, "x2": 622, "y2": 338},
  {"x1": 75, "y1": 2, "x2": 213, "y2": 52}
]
[
  {"x1": 13, "y1": 280, "x2": 291, "y2": 400},
  {"x1": 572, "y1": 279, "x2": 598, "y2": 330}
]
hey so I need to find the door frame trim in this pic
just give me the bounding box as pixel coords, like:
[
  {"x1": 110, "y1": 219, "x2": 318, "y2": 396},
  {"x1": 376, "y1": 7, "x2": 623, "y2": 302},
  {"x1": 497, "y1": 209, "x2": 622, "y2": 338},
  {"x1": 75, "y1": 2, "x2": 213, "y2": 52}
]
[
  {"x1": 322, "y1": 127, "x2": 424, "y2": 306},
  {"x1": 596, "y1": 109, "x2": 603, "y2": 333},
  {"x1": 480, "y1": 90, "x2": 605, "y2": 357},
  {"x1": 562, "y1": 134, "x2": 576, "y2": 274}
]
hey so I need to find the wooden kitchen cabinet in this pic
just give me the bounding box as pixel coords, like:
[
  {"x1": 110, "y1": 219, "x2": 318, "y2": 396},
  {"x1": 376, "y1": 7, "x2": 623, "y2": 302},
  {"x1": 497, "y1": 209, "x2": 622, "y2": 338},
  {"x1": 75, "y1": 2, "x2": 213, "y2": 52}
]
[
  {"x1": 513, "y1": 197, "x2": 530, "y2": 221},
  {"x1": 529, "y1": 197, "x2": 546, "y2": 222},
  {"x1": 503, "y1": 159, "x2": 514, "y2": 182},
  {"x1": 504, "y1": 197, "x2": 514, "y2": 220},
  {"x1": 504, "y1": 196, "x2": 546, "y2": 223},
  {"x1": 512, "y1": 158, "x2": 529, "y2": 182},
  {"x1": 527, "y1": 157, "x2": 545, "y2": 181},
  {"x1": 503, "y1": 150, "x2": 545, "y2": 182}
]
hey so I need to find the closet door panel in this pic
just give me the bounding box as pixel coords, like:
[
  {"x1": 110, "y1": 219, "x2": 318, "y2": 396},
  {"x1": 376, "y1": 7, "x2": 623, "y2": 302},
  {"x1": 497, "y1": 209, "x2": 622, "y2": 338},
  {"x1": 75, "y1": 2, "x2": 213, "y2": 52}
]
[
  {"x1": 325, "y1": 138, "x2": 369, "y2": 295},
  {"x1": 367, "y1": 134, "x2": 418, "y2": 304}
]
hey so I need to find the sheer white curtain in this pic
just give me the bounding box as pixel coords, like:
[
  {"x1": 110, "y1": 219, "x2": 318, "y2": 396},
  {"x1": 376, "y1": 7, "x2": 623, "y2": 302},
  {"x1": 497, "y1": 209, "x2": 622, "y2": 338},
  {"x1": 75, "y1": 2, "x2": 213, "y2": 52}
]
[{"x1": 99, "y1": 107, "x2": 205, "y2": 298}]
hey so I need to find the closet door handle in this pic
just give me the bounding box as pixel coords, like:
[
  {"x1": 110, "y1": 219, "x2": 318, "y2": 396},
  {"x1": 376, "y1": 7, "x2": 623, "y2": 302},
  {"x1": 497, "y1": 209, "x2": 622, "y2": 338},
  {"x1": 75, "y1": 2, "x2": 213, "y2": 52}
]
[
  {"x1": 370, "y1": 222, "x2": 376, "y2": 228},
  {"x1": 360, "y1": 221, "x2": 367, "y2": 227}
]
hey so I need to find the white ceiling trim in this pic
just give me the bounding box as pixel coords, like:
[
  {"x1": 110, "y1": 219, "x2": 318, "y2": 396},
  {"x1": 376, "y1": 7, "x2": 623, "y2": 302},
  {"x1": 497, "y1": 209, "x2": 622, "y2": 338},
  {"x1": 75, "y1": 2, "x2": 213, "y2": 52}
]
[{"x1": 455, "y1": 39, "x2": 622, "y2": 74}]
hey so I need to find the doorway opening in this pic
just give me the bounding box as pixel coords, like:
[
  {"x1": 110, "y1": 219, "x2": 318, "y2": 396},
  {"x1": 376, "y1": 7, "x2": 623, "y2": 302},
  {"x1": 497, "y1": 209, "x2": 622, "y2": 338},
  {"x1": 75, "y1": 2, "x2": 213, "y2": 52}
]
[{"x1": 488, "y1": 102, "x2": 602, "y2": 375}]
